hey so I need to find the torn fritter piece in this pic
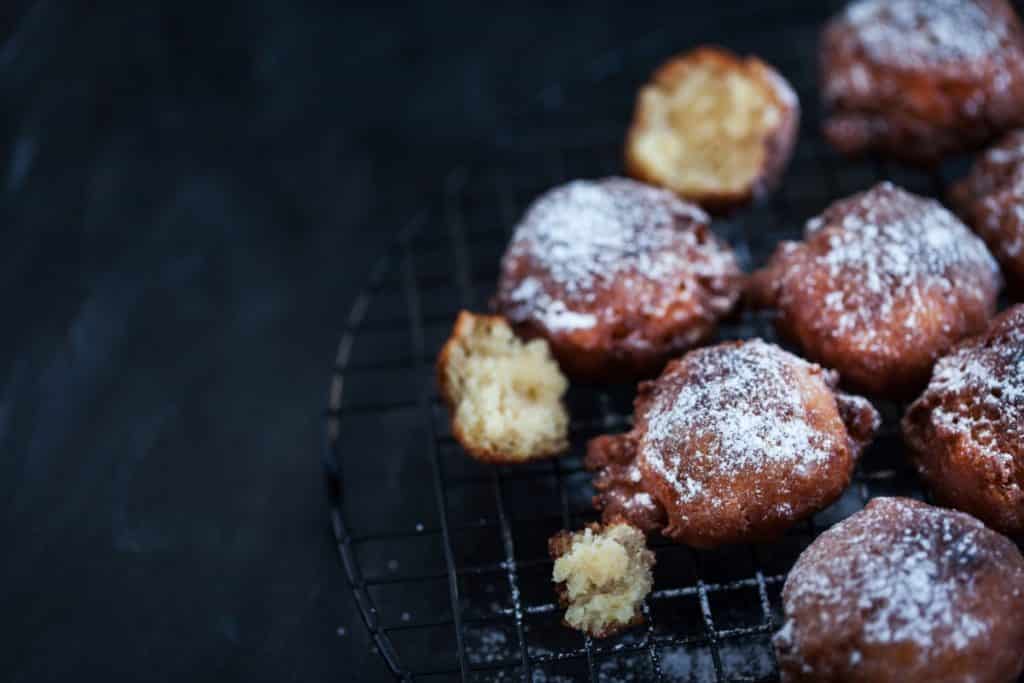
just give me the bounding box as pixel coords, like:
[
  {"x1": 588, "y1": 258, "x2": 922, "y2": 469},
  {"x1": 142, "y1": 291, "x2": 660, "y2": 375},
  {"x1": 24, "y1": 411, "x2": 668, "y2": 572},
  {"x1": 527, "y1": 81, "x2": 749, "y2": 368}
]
[
  {"x1": 749, "y1": 182, "x2": 1001, "y2": 397},
  {"x1": 820, "y1": 0, "x2": 1024, "y2": 164},
  {"x1": 586, "y1": 339, "x2": 879, "y2": 549},
  {"x1": 549, "y1": 522, "x2": 655, "y2": 638},
  {"x1": 774, "y1": 497, "x2": 1024, "y2": 683},
  {"x1": 903, "y1": 304, "x2": 1024, "y2": 536},
  {"x1": 626, "y1": 45, "x2": 799, "y2": 211},
  {"x1": 436, "y1": 311, "x2": 569, "y2": 463}
]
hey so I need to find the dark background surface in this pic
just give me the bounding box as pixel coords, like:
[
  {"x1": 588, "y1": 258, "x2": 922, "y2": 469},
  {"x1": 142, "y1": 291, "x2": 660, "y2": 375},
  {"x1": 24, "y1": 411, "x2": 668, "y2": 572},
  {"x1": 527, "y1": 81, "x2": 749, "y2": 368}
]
[{"x1": 0, "y1": 2, "x2": 771, "y2": 681}]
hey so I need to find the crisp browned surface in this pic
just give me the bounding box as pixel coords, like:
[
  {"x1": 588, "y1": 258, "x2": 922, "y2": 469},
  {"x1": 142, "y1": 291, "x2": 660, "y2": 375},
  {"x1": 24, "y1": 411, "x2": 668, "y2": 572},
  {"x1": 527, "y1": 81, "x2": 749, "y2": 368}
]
[
  {"x1": 820, "y1": 0, "x2": 1024, "y2": 164},
  {"x1": 903, "y1": 305, "x2": 1024, "y2": 535},
  {"x1": 625, "y1": 45, "x2": 799, "y2": 211},
  {"x1": 951, "y1": 129, "x2": 1024, "y2": 292},
  {"x1": 586, "y1": 340, "x2": 879, "y2": 548},
  {"x1": 775, "y1": 498, "x2": 1024, "y2": 683},
  {"x1": 493, "y1": 177, "x2": 742, "y2": 383},
  {"x1": 749, "y1": 182, "x2": 1001, "y2": 397}
]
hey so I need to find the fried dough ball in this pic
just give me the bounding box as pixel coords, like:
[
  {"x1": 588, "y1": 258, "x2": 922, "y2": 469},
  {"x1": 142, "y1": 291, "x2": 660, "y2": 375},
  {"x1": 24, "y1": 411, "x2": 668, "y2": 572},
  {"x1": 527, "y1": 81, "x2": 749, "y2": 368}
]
[
  {"x1": 585, "y1": 340, "x2": 879, "y2": 548},
  {"x1": 749, "y1": 182, "x2": 1001, "y2": 397},
  {"x1": 548, "y1": 522, "x2": 655, "y2": 638},
  {"x1": 774, "y1": 497, "x2": 1024, "y2": 683},
  {"x1": 493, "y1": 177, "x2": 742, "y2": 383},
  {"x1": 821, "y1": 0, "x2": 1024, "y2": 165},
  {"x1": 950, "y1": 129, "x2": 1024, "y2": 292},
  {"x1": 436, "y1": 311, "x2": 569, "y2": 463},
  {"x1": 626, "y1": 46, "x2": 799, "y2": 211},
  {"x1": 903, "y1": 304, "x2": 1024, "y2": 535}
]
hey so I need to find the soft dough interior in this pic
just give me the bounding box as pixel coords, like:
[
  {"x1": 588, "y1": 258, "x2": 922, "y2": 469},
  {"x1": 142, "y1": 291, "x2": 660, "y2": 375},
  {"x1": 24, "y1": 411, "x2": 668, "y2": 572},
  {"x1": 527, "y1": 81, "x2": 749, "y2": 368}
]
[
  {"x1": 552, "y1": 524, "x2": 654, "y2": 635},
  {"x1": 444, "y1": 314, "x2": 568, "y2": 461},
  {"x1": 634, "y1": 62, "x2": 781, "y2": 195}
]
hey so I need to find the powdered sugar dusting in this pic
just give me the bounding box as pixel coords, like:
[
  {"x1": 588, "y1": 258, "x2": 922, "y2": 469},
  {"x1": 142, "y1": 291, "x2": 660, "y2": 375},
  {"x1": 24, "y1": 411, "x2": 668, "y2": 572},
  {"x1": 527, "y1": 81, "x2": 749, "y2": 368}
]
[
  {"x1": 780, "y1": 498, "x2": 1016, "y2": 662},
  {"x1": 640, "y1": 340, "x2": 835, "y2": 509},
  {"x1": 507, "y1": 277, "x2": 598, "y2": 331},
  {"x1": 508, "y1": 178, "x2": 708, "y2": 290},
  {"x1": 624, "y1": 491, "x2": 654, "y2": 509},
  {"x1": 844, "y1": 0, "x2": 1007, "y2": 69},
  {"x1": 498, "y1": 177, "x2": 734, "y2": 332}
]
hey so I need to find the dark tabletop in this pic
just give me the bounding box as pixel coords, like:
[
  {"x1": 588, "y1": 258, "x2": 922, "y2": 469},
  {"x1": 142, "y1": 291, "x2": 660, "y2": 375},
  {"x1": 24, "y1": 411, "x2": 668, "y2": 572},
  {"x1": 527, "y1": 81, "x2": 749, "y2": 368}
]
[{"x1": 0, "y1": 2, "x2": 739, "y2": 681}]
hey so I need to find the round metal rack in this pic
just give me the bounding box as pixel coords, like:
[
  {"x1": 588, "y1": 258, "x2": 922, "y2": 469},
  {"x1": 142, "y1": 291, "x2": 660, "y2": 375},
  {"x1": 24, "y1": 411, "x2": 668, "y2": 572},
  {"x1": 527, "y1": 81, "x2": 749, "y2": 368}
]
[{"x1": 325, "y1": 1, "x2": 1023, "y2": 680}]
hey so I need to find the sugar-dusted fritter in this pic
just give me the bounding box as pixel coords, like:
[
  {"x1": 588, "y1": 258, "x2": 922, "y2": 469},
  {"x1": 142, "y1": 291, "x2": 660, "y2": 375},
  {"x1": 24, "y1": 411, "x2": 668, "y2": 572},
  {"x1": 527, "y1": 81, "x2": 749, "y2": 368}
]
[
  {"x1": 749, "y1": 182, "x2": 1001, "y2": 397},
  {"x1": 950, "y1": 129, "x2": 1024, "y2": 293},
  {"x1": 903, "y1": 304, "x2": 1024, "y2": 535},
  {"x1": 820, "y1": 0, "x2": 1024, "y2": 164},
  {"x1": 494, "y1": 177, "x2": 742, "y2": 383},
  {"x1": 774, "y1": 497, "x2": 1024, "y2": 683},
  {"x1": 586, "y1": 339, "x2": 879, "y2": 548}
]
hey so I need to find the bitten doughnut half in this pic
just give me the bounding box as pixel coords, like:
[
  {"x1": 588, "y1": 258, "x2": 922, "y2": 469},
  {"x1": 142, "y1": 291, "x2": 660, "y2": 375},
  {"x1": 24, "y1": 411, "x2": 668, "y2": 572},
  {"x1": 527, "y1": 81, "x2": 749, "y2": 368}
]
[
  {"x1": 749, "y1": 182, "x2": 1001, "y2": 397},
  {"x1": 774, "y1": 497, "x2": 1024, "y2": 683},
  {"x1": 436, "y1": 311, "x2": 569, "y2": 464},
  {"x1": 950, "y1": 129, "x2": 1024, "y2": 293},
  {"x1": 493, "y1": 177, "x2": 742, "y2": 383},
  {"x1": 820, "y1": 0, "x2": 1024, "y2": 165},
  {"x1": 626, "y1": 46, "x2": 799, "y2": 211},
  {"x1": 548, "y1": 523, "x2": 655, "y2": 638},
  {"x1": 585, "y1": 339, "x2": 879, "y2": 548},
  {"x1": 903, "y1": 305, "x2": 1024, "y2": 536}
]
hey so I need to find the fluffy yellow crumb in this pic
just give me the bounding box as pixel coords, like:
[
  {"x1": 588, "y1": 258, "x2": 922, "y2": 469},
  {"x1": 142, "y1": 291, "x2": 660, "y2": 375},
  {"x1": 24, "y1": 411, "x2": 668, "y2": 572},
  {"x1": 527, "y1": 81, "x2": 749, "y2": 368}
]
[
  {"x1": 626, "y1": 47, "x2": 797, "y2": 208},
  {"x1": 551, "y1": 523, "x2": 655, "y2": 637},
  {"x1": 439, "y1": 312, "x2": 569, "y2": 462}
]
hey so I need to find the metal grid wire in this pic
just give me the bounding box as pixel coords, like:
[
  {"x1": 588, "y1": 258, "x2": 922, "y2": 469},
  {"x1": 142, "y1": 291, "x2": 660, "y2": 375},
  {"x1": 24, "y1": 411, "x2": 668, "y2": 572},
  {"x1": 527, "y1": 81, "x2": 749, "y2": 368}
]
[{"x1": 326, "y1": 3, "x2": 1024, "y2": 681}]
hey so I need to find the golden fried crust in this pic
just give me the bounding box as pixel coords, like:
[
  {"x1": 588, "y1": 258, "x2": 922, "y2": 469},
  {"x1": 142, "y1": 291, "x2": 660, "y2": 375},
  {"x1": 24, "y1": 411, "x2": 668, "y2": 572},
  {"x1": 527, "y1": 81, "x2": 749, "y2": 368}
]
[
  {"x1": 774, "y1": 497, "x2": 1024, "y2": 683},
  {"x1": 436, "y1": 311, "x2": 496, "y2": 400},
  {"x1": 625, "y1": 46, "x2": 799, "y2": 212},
  {"x1": 903, "y1": 305, "x2": 1024, "y2": 535},
  {"x1": 950, "y1": 129, "x2": 1024, "y2": 293},
  {"x1": 585, "y1": 340, "x2": 879, "y2": 548},
  {"x1": 749, "y1": 182, "x2": 1001, "y2": 398},
  {"x1": 437, "y1": 312, "x2": 508, "y2": 463},
  {"x1": 820, "y1": 0, "x2": 1024, "y2": 165},
  {"x1": 493, "y1": 177, "x2": 742, "y2": 383}
]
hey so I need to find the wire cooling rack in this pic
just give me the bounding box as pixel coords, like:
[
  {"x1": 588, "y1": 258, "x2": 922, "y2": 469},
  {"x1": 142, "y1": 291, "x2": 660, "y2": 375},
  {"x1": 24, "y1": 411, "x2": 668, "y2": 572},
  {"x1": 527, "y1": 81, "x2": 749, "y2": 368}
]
[{"x1": 325, "y1": 2, "x2": 1024, "y2": 681}]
